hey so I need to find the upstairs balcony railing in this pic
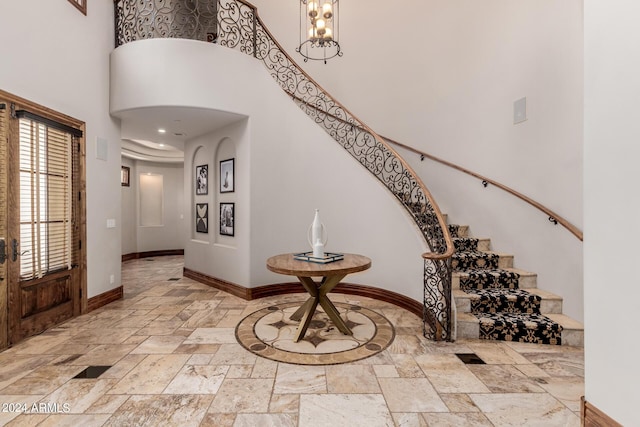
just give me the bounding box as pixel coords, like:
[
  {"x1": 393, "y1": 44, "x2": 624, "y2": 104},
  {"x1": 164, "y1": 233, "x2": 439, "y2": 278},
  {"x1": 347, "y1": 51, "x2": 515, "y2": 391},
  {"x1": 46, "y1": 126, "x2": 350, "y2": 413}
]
[
  {"x1": 114, "y1": 0, "x2": 218, "y2": 45},
  {"x1": 114, "y1": 0, "x2": 455, "y2": 341}
]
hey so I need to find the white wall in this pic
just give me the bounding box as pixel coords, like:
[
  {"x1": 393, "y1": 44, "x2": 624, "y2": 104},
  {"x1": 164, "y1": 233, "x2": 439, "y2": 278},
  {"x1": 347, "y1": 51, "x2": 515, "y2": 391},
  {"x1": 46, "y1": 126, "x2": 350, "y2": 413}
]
[
  {"x1": 130, "y1": 160, "x2": 186, "y2": 253},
  {"x1": 250, "y1": 0, "x2": 584, "y2": 320},
  {"x1": 112, "y1": 39, "x2": 428, "y2": 301},
  {"x1": 584, "y1": 1, "x2": 640, "y2": 425},
  {"x1": 121, "y1": 158, "x2": 186, "y2": 255},
  {"x1": 0, "y1": 1, "x2": 122, "y2": 298}
]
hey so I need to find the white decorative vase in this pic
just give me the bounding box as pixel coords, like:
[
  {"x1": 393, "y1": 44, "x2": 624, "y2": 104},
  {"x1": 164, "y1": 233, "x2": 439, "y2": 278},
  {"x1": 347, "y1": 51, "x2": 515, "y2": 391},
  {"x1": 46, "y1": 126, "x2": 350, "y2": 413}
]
[{"x1": 308, "y1": 209, "x2": 328, "y2": 257}]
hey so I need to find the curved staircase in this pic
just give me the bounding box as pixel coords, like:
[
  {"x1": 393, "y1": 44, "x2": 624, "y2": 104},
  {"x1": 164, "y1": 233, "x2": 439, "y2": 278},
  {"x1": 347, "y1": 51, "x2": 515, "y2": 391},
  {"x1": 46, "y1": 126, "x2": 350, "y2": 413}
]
[
  {"x1": 112, "y1": 0, "x2": 587, "y2": 345},
  {"x1": 450, "y1": 223, "x2": 584, "y2": 346}
]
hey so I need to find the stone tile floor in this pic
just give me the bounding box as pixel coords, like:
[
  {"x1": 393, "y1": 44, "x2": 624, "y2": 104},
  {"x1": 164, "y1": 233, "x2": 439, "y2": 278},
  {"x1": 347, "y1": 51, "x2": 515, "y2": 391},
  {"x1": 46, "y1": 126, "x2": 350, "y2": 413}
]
[{"x1": 0, "y1": 256, "x2": 584, "y2": 426}]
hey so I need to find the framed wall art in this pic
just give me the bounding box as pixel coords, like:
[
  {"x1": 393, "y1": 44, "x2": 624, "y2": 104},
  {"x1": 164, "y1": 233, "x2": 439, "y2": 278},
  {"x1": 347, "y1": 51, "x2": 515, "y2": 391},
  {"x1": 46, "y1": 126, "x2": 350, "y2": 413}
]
[
  {"x1": 67, "y1": 0, "x2": 86, "y2": 15},
  {"x1": 220, "y1": 203, "x2": 235, "y2": 236},
  {"x1": 220, "y1": 158, "x2": 234, "y2": 193},
  {"x1": 196, "y1": 203, "x2": 209, "y2": 233},
  {"x1": 196, "y1": 164, "x2": 208, "y2": 195}
]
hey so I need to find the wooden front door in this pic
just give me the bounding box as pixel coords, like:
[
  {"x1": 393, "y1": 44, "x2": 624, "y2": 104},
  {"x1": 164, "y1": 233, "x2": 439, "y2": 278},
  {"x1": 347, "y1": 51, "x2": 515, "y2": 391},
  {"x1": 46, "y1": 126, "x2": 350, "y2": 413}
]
[{"x1": 0, "y1": 91, "x2": 86, "y2": 348}]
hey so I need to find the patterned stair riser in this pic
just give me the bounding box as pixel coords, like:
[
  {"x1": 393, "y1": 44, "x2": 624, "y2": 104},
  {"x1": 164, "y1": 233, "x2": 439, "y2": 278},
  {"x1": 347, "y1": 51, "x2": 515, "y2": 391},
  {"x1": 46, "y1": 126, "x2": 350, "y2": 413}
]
[
  {"x1": 448, "y1": 224, "x2": 462, "y2": 238},
  {"x1": 476, "y1": 312, "x2": 562, "y2": 345},
  {"x1": 453, "y1": 238, "x2": 479, "y2": 252},
  {"x1": 459, "y1": 270, "x2": 520, "y2": 291},
  {"x1": 452, "y1": 251, "x2": 499, "y2": 270},
  {"x1": 467, "y1": 289, "x2": 541, "y2": 314}
]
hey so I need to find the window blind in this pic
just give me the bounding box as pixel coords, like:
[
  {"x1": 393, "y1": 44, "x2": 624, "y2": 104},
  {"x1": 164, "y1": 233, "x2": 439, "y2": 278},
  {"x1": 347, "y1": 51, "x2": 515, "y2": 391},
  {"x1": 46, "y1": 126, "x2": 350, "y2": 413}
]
[
  {"x1": 0, "y1": 106, "x2": 7, "y2": 260},
  {"x1": 18, "y1": 117, "x2": 78, "y2": 280}
]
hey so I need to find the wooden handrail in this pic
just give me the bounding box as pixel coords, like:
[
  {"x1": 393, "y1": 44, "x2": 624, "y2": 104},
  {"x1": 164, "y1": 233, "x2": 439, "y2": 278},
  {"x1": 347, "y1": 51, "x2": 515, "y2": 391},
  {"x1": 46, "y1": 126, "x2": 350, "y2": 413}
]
[
  {"x1": 279, "y1": 90, "x2": 581, "y2": 243},
  {"x1": 384, "y1": 136, "x2": 584, "y2": 242}
]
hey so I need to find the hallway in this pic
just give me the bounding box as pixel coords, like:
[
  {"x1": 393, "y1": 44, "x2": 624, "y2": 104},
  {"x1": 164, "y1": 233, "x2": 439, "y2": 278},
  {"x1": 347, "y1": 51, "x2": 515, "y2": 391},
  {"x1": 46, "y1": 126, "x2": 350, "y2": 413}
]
[{"x1": 0, "y1": 256, "x2": 584, "y2": 426}]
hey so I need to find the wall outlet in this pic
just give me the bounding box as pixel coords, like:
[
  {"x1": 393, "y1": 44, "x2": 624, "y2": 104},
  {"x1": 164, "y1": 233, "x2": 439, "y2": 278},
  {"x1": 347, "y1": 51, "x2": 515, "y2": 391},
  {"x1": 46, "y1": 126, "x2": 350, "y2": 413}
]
[
  {"x1": 107, "y1": 219, "x2": 116, "y2": 228},
  {"x1": 110, "y1": 274, "x2": 115, "y2": 284}
]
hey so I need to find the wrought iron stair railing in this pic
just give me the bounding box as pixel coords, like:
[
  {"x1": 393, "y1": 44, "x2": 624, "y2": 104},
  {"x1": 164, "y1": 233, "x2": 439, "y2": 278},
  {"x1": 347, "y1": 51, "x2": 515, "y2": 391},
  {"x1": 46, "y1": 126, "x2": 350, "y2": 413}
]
[{"x1": 114, "y1": 0, "x2": 455, "y2": 341}]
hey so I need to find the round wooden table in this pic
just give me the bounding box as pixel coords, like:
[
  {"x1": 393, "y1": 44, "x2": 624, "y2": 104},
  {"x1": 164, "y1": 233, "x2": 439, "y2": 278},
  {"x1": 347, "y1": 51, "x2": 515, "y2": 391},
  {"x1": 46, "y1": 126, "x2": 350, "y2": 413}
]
[{"x1": 266, "y1": 253, "x2": 371, "y2": 342}]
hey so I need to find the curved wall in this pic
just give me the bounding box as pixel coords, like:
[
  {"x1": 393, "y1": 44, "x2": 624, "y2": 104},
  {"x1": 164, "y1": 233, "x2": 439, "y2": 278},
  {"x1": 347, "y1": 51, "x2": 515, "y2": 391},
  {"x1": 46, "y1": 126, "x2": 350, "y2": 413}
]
[{"x1": 111, "y1": 39, "x2": 428, "y2": 302}]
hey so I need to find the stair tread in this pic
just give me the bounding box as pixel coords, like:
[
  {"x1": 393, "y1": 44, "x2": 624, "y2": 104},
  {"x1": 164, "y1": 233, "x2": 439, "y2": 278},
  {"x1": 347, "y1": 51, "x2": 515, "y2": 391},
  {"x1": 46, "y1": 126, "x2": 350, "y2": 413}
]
[
  {"x1": 454, "y1": 288, "x2": 562, "y2": 315},
  {"x1": 452, "y1": 250, "x2": 513, "y2": 271},
  {"x1": 453, "y1": 267, "x2": 535, "y2": 277},
  {"x1": 455, "y1": 287, "x2": 561, "y2": 301},
  {"x1": 474, "y1": 311, "x2": 560, "y2": 324},
  {"x1": 453, "y1": 250, "x2": 512, "y2": 259},
  {"x1": 457, "y1": 288, "x2": 540, "y2": 299},
  {"x1": 526, "y1": 288, "x2": 563, "y2": 300},
  {"x1": 452, "y1": 236, "x2": 490, "y2": 242},
  {"x1": 474, "y1": 312, "x2": 563, "y2": 345},
  {"x1": 545, "y1": 313, "x2": 584, "y2": 330},
  {"x1": 483, "y1": 250, "x2": 512, "y2": 258},
  {"x1": 454, "y1": 268, "x2": 518, "y2": 275}
]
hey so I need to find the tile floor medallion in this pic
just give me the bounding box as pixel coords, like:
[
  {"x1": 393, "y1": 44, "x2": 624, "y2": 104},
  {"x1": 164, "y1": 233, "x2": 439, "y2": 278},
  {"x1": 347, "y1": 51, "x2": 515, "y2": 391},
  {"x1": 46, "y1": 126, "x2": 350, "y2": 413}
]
[
  {"x1": 0, "y1": 256, "x2": 584, "y2": 426},
  {"x1": 235, "y1": 302, "x2": 395, "y2": 365}
]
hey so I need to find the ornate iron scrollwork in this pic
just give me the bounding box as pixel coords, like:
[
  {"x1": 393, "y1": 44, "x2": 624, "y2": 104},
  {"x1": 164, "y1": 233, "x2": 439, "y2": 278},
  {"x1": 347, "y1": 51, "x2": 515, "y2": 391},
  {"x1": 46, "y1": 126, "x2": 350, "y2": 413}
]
[
  {"x1": 423, "y1": 258, "x2": 452, "y2": 341},
  {"x1": 114, "y1": 0, "x2": 218, "y2": 46}
]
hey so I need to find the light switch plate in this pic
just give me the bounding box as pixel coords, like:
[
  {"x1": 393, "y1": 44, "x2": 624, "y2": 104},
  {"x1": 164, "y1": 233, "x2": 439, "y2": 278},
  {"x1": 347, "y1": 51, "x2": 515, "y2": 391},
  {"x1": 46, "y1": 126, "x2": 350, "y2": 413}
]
[
  {"x1": 514, "y1": 97, "x2": 527, "y2": 124},
  {"x1": 96, "y1": 137, "x2": 108, "y2": 161}
]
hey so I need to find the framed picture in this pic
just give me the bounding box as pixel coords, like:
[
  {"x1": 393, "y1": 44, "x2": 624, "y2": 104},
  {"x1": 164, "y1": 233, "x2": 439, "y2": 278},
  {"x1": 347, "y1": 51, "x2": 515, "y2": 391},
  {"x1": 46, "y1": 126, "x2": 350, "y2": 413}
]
[
  {"x1": 196, "y1": 203, "x2": 209, "y2": 233},
  {"x1": 220, "y1": 203, "x2": 235, "y2": 236},
  {"x1": 67, "y1": 0, "x2": 86, "y2": 15},
  {"x1": 121, "y1": 166, "x2": 130, "y2": 187},
  {"x1": 220, "y1": 158, "x2": 234, "y2": 193},
  {"x1": 196, "y1": 164, "x2": 208, "y2": 195}
]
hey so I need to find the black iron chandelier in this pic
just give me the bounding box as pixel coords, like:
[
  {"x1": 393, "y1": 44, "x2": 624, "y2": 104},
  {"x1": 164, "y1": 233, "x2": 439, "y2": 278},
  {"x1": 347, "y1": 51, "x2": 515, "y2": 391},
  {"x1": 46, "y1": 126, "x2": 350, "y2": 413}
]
[{"x1": 297, "y1": 0, "x2": 342, "y2": 63}]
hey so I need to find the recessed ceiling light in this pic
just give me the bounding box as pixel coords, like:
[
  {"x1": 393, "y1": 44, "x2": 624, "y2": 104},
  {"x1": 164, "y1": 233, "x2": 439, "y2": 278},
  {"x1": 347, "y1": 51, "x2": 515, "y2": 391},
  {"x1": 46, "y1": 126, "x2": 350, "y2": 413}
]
[
  {"x1": 159, "y1": 143, "x2": 165, "y2": 147},
  {"x1": 158, "y1": 128, "x2": 166, "y2": 134}
]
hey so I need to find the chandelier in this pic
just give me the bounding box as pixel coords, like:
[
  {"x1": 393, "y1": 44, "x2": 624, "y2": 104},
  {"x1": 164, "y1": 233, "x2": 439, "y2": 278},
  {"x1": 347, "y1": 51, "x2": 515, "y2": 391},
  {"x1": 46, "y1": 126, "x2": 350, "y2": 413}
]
[{"x1": 297, "y1": 0, "x2": 342, "y2": 63}]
